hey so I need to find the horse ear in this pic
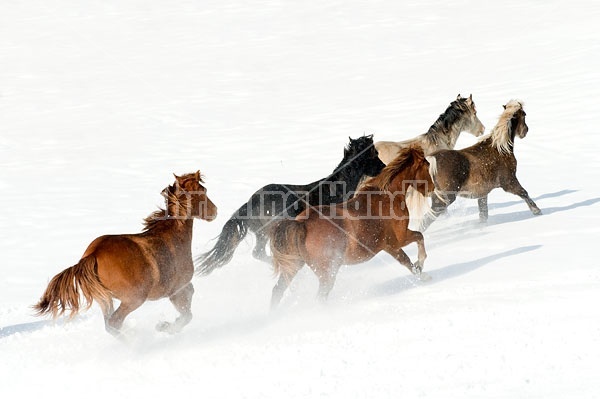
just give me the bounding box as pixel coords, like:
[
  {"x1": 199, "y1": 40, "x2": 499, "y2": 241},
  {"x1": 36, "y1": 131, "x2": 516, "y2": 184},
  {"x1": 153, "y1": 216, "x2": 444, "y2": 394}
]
[
  {"x1": 161, "y1": 185, "x2": 172, "y2": 198},
  {"x1": 456, "y1": 94, "x2": 463, "y2": 100},
  {"x1": 503, "y1": 104, "x2": 507, "y2": 110},
  {"x1": 173, "y1": 173, "x2": 183, "y2": 188},
  {"x1": 466, "y1": 94, "x2": 473, "y2": 106}
]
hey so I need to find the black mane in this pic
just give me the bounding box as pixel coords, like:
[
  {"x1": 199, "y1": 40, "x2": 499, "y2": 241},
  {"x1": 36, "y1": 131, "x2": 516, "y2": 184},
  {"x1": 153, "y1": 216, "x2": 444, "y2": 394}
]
[{"x1": 426, "y1": 98, "x2": 471, "y2": 145}]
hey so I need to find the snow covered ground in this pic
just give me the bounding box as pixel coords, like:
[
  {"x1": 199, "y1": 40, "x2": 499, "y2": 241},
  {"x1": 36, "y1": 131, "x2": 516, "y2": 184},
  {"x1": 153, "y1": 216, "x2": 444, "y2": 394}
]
[{"x1": 1, "y1": 1, "x2": 600, "y2": 397}]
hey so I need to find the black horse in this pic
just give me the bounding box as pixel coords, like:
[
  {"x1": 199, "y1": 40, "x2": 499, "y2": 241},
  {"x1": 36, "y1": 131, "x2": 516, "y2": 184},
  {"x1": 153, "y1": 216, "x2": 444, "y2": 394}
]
[{"x1": 195, "y1": 135, "x2": 385, "y2": 275}]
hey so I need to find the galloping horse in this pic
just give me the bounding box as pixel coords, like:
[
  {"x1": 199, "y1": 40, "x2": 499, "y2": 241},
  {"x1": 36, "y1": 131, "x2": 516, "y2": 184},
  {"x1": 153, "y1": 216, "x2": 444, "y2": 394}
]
[
  {"x1": 195, "y1": 135, "x2": 385, "y2": 275},
  {"x1": 269, "y1": 147, "x2": 433, "y2": 308},
  {"x1": 34, "y1": 171, "x2": 217, "y2": 335},
  {"x1": 375, "y1": 94, "x2": 485, "y2": 164},
  {"x1": 422, "y1": 100, "x2": 541, "y2": 230}
]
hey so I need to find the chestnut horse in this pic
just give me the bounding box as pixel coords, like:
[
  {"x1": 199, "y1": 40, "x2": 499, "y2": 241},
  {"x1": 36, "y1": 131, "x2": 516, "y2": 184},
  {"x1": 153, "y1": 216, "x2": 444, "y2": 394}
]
[
  {"x1": 375, "y1": 94, "x2": 485, "y2": 164},
  {"x1": 34, "y1": 171, "x2": 217, "y2": 335},
  {"x1": 422, "y1": 100, "x2": 541, "y2": 230},
  {"x1": 269, "y1": 147, "x2": 433, "y2": 308}
]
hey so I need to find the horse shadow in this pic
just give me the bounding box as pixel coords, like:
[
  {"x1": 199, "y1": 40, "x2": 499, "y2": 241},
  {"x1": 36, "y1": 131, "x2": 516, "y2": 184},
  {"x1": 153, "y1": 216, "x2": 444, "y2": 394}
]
[
  {"x1": 366, "y1": 245, "x2": 542, "y2": 300},
  {"x1": 455, "y1": 189, "x2": 576, "y2": 217},
  {"x1": 486, "y1": 189, "x2": 578, "y2": 213},
  {"x1": 487, "y1": 197, "x2": 600, "y2": 227},
  {"x1": 0, "y1": 317, "x2": 80, "y2": 339},
  {"x1": 425, "y1": 191, "x2": 599, "y2": 247}
]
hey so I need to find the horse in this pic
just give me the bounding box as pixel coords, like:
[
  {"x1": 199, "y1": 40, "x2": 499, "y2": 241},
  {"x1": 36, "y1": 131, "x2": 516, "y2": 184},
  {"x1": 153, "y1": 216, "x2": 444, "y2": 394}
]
[
  {"x1": 269, "y1": 146, "x2": 434, "y2": 308},
  {"x1": 375, "y1": 94, "x2": 485, "y2": 164},
  {"x1": 195, "y1": 135, "x2": 385, "y2": 275},
  {"x1": 34, "y1": 171, "x2": 217, "y2": 335},
  {"x1": 421, "y1": 100, "x2": 541, "y2": 230}
]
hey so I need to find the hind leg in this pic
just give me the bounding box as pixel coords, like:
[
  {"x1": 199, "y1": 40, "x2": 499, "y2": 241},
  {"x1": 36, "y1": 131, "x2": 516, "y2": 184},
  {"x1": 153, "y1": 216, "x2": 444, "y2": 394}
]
[
  {"x1": 271, "y1": 262, "x2": 303, "y2": 309},
  {"x1": 98, "y1": 297, "x2": 115, "y2": 327},
  {"x1": 478, "y1": 196, "x2": 489, "y2": 222},
  {"x1": 253, "y1": 231, "x2": 272, "y2": 264},
  {"x1": 105, "y1": 297, "x2": 145, "y2": 336},
  {"x1": 310, "y1": 261, "x2": 342, "y2": 303},
  {"x1": 157, "y1": 283, "x2": 194, "y2": 334}
]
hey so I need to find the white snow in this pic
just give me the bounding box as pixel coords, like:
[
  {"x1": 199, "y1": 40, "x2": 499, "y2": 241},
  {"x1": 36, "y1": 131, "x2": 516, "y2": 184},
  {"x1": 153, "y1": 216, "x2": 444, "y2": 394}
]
[{"x1": 1, "y1": 1, "x2": 600, "y2": 397}]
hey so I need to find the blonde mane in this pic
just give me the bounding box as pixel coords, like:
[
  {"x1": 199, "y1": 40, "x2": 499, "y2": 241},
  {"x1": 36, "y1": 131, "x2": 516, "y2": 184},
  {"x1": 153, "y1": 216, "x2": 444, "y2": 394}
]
[{"x1": 480, "y1": 100, "x2": 524, "y2": 155}]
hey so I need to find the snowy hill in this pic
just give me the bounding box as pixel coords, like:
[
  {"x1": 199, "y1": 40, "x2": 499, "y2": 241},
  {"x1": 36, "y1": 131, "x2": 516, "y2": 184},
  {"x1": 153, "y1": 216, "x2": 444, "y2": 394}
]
[{"x1": 1, "y1": 1, "x2": 600, "y2": 397}]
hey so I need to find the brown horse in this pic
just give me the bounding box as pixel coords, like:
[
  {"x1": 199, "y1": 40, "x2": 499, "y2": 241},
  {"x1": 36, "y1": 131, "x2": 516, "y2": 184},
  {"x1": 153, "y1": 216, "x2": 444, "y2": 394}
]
[
  {"x1": 422, "y1": 100, "x2": 541, "y2": 230},
  {"x1": 34, "y1": 171, "x2": 217, "y2": 335},
  {"x1": 269, "y1": 147, "x2": 434, "y2": 308},
  {"x1": 375, "y1": 94, "x2": 485, "y2": 164}
]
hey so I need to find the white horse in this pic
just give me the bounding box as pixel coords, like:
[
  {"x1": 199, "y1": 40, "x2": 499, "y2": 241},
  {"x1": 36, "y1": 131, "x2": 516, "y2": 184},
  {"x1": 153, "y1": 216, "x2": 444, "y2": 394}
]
[{"x1": 375, "y1": 94, "x2": 485, "y2": 164}]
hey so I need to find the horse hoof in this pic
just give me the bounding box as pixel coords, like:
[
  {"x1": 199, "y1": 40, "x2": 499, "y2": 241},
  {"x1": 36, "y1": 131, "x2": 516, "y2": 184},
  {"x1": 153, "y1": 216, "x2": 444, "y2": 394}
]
[
  {"x1": 533, "y1": 208, "x2": 542, "y2": 215},
  {"x1": 156, "y1": 321, "x2": 173, "y2": 333},
  {"x1": 411, "y1": 264, "x2": 422, "y2": 275},
  {"x1": 417, "y1": 272, "x2": 432, "y2": 282},
  {"x1": 156, "y1": 321, "x2": 184, "y2": 334}
]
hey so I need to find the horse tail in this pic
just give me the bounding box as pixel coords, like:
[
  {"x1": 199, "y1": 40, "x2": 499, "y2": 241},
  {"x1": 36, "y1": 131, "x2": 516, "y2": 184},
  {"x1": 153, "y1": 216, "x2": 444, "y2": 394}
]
[
  {"x1": 34, "y1": 256, "x2": 112, "y2": 319},
  {"x1": 405, "y1": 186, "x2": 431, "y2": 228},
  {"x1": 195, "y1": 202, "x2": 250, "y2": 275},
  {"x1": 425, "y1": 154, "x2": 450, "y2": 205},
  {"x1": 270, "y1": 219, "x2": 306, "y2": 280}
]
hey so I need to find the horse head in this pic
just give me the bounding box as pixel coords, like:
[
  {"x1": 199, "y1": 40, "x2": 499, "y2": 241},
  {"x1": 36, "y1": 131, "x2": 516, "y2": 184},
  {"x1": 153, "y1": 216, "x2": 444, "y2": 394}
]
[
  {"x1": 505, "y1": 101, "x2": 528, "y2": 139},
  {"x1": 344, "y1": 135, "x2": 385, "y2": 177},
  {"x1": 167, "y1": 171, "x2": 218, "y2": 221},
  {"x1": 454, "y1": 94, "x2": 485, "y2": 137}
]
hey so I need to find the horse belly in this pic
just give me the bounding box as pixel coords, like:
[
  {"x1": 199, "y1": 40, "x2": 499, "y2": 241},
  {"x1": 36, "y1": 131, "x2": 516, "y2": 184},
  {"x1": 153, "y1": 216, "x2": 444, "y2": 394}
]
[
  {"x1": 303, "y1": 218, "x2": 347, "y2": 266},
  {"x1": 459, "y1": 164, "x2": 500, "y2": 198}
]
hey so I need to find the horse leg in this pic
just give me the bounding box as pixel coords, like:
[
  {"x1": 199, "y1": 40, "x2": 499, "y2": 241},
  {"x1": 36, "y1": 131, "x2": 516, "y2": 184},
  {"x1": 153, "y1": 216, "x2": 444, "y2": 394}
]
[
  {"x1": 157, "y1": 283, "x2": 194, "y2": 334},
  {"x1": 271, "y1": 262, "x2": 303, "y2": 310},
  {"x1": 503, "y1": 179, "x2": 542, "y2": 215},
  {"x1": 478, "y1": 196, "x2": 489, "y2": 222},
  {"x1": 313, "y1": 262, "x2": 341, "y2": 303},
  {"x1": 421, "y1": 192, "x2": 455, "y2": 230},
  {"x1": 386, "y1": 230, "x2": 431, "y2": 281},
  {"x1": 105, "y1": 297, "x2": 145, "y2": 336},
  {"x1": 253, "y1": 231, "x2": 272, "y2": 263},
  {"x1": 98, "y1": 297, "x2": 115, "y2": 327}
]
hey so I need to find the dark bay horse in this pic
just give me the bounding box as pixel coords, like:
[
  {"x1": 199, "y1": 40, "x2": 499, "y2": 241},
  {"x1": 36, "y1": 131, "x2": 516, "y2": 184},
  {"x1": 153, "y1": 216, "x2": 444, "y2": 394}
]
[
  {"x1": 375, "y1": 94, "x2": 485, "y2": 164},
  {"x1": 195, "y1": 135, "x2": 385, "y2": 275},
  {"x1": 34, "y1": 171, "x2": 217, "y2": 335},
  {"x1": 269, "y1": 147, "x2": 434, "y2": 307},
  {"x1": 422, "y1": 100, "x2": 541, "y2": 230}
]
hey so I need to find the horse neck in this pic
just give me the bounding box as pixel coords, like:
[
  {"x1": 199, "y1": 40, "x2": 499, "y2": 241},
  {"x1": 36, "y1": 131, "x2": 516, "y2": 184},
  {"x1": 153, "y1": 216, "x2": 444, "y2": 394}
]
[
  {"x1": 146, "y1": 215, "x2": 194, "y2": 237},
  {"x1": 387, "y1": 167, "x2": 417, "y2": 195},
  {"x1": 488, "y1": 124, "x2": 516, "y2": 155},
  {"x1": 326, "y1": 160, "x2": 363, "y2": 192},
  {"x1": 143, "y1": 197, "x2": 195, "y2": 243},
  {"x1": 426, "y1": 114, "x2": 464, "y2": 150}
]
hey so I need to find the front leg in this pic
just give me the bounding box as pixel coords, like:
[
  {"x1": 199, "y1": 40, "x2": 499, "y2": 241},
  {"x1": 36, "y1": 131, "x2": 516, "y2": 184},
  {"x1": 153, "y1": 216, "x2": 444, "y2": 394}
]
[
  {"x1": 385, "y1": 229, "x2": 430, "y2": 280},
  {"x1": 503, "y1": 179, "x2": 542, "y2": 216},
  {"x1": 421, "y1": 192, "x2": 455, "y2": 231}
]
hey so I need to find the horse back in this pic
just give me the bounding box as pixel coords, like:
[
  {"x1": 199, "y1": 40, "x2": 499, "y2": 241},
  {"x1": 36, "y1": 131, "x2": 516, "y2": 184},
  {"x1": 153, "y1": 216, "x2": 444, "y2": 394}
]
[{"x1": 83, "y1": 234, "x2": 189, "y2": 300}]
